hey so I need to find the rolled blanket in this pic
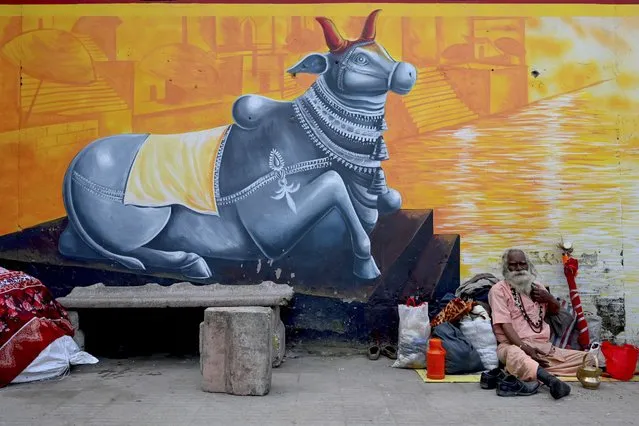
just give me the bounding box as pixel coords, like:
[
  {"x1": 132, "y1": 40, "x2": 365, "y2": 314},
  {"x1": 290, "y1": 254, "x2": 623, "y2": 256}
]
[{"x1": 455, "y1": 273, "x2": 499, "y2": 300}]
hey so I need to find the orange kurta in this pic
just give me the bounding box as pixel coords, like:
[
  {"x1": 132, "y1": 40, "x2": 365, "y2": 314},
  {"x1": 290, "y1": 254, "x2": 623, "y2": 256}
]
[{"x1": 488, "y1": 280, "x2": 585, "y2": 381}]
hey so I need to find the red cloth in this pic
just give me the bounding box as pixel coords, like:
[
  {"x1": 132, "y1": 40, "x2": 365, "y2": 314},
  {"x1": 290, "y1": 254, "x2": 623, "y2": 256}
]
[
  {"x1": 0, "y1": 269, "x2": 74, "y2": 387},
  {"x1": 562, "y1": 256, "x2": 590, "y2": 348}
]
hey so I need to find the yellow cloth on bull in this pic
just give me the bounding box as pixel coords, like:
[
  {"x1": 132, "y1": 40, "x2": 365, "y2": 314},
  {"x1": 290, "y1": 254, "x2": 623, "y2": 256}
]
[{"x1": 124, "y1": 126, "x2": 229, "y2": 215}]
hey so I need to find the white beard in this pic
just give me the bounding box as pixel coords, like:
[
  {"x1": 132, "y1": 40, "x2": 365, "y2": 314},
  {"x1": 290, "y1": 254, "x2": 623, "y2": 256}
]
[{"x1": 505, "y1": 270, "x2": 534, "y2": 296}]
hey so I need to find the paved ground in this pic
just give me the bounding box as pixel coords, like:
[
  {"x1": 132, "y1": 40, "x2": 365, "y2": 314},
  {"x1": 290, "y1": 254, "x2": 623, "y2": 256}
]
[{"x1": 1, "y1": 353, "x2": 637, "y2": 426}]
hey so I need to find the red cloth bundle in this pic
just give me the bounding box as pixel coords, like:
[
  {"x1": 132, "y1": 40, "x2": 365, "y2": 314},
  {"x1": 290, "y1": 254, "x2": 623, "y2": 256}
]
[{"x1": 0, "y1": 268, "x2": 74, "y2": 387}]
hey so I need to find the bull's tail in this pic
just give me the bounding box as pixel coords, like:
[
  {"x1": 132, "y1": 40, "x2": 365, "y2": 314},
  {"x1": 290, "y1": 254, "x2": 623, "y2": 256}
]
[{"x1": 60, "y1": 149, "x2": 145, "y2": 271}]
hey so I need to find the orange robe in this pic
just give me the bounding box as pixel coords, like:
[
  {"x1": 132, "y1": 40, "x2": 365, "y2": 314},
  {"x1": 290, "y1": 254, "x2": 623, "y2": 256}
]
[{"x1": 488, "y1": 280, "x2": 585, "y2": 381}]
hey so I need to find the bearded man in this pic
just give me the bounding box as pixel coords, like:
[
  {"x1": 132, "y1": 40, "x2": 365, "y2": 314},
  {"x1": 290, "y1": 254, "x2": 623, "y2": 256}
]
[{"x1": 487, "y1": 248, "x2": 584, "y2": 399}]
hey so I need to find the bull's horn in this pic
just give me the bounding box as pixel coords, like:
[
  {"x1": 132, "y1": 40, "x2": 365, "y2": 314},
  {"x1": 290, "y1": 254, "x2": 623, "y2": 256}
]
[
  {"x1": 360, "y1": 9, "x2": 381, "y2": 40},
  {"x1": 316, "y1": 17, "x2": 347, "y2": 52}
]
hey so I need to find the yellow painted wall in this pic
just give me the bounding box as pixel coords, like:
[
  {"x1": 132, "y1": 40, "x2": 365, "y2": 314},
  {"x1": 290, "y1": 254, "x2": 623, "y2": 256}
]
[{"x1": 1, "y1": 3, "x2": 639, "y2": 342}]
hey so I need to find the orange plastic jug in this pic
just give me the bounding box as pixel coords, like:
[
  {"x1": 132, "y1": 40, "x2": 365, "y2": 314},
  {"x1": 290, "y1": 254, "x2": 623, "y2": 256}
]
[{"x1": 427, "y1": 338, "x2": 446, "y2": 380}]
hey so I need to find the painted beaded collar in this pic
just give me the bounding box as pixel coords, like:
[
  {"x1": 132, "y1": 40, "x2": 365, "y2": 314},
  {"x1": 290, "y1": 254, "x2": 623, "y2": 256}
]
[
  {"x1": 302, "y1": 85, "x2": 384, "y2": 144},
  {"x1": 293, "y1": 80, "x2": 388, "y2": 173}
]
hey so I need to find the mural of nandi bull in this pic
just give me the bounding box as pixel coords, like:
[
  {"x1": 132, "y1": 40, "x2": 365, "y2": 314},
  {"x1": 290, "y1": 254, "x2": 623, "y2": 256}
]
[{"x1": 58, "y1": 10, "x2": 417, "y2": 281}]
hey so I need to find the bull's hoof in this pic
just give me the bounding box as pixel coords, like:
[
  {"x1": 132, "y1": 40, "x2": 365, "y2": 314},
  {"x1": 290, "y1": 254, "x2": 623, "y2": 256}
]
[
  {"x1": 117, "y1": 256, "x2": 146, "y2": 271},
  {"x1": 353, "y1": 256, "x2": 381, "y2": 280},
  {"x1": 181, "y1": 256, "x2": 212, "y2": 280}
]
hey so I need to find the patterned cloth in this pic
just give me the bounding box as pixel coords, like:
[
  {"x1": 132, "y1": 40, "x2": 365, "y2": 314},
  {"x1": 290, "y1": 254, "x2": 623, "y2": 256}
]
[
  {"x1": 430, "y1": 297, "x2": 475, "y2": 328},
  {"x1": 0, "y1": 269, "x2": 74, "y2": 387}
]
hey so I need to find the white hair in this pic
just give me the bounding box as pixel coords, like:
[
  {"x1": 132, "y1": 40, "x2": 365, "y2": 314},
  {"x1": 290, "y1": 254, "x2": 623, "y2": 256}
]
[{"x1": 501, "y1": 248, "x2": 538, "y2": 279}]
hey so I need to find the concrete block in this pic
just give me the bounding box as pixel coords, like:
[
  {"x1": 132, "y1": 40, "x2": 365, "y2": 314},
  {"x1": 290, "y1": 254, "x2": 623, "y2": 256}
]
[
  {"x1": 272, "y1": 306, "x2": 285, "y2": 368},
  {"x1": 200, "y1": 307, "x2": 273, "y2": 396},
  {"x1": 67, "y1": 310, "x2": 80, "y2": 329},
  {"x1": 66, "y1": 311, "x2": 84, "y2": 350},
  {"x1": 73, "y1": 329, "x2": 86, "y2": 351}
]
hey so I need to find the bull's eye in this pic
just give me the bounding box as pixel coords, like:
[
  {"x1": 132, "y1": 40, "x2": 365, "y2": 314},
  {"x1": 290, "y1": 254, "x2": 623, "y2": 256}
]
[{"x1": 353, "y1": 54, "x2": 368, "y2": 65}]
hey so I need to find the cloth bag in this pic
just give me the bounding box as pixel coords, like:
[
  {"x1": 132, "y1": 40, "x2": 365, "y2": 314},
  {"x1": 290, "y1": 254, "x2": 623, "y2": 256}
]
[
  {"x1": 547, "y1": 297, "x2": 576, "y2": 349},
  {"x1": 459, "y1": 305, "x2": 498, "y2": 371},
  {"x1": 392, "y1": 298, "x2": 430, "y2": 369},
  {"x1": 432, "y1": 322, "x2": 484, "y2": 374}
]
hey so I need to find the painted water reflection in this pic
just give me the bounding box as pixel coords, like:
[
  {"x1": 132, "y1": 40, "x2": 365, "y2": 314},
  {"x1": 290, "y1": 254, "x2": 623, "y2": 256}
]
[{"x1": 386, "y1": 81, "x2": 637, "y2": 307}]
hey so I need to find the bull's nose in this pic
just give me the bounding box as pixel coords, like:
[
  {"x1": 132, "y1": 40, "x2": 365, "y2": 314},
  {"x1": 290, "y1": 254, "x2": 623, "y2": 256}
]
[{"x1": 389, "y1": 62, "x2": 417, "y2": 95}]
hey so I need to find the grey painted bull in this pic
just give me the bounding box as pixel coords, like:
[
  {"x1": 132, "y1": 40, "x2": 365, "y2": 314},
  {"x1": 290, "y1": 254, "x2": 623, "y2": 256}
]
[{"x1": 58, "y1": 10, "x2": 417, "y2": 280}]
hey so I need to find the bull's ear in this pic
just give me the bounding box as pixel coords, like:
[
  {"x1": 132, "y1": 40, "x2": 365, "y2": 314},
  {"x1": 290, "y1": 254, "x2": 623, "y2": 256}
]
[{"x1": 287, "y1": 53, "x2": 328, "y2": 75}]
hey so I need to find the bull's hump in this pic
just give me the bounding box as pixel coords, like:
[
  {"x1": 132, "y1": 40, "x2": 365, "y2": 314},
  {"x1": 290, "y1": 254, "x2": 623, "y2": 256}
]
[{"x1": 232, "y1": 95, "x2": 291, "y2": 131}]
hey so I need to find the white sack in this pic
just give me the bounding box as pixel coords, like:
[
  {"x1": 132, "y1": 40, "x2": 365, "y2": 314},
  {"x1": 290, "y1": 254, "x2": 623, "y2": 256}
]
[
  {"x1": 459, "y1": 307, "x2": 498, "y2": 371},
  {"x1": 392, "y1": 302, "x2": 430, "y2": 369},
  {"x1": 12, "y1": 335, "x2": 98, "y2": 384}
]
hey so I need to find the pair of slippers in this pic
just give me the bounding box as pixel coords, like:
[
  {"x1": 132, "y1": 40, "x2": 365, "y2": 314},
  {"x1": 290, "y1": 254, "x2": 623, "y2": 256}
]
[{"x1": 368, "y1": 344, "x2": 397, "y2": 360}]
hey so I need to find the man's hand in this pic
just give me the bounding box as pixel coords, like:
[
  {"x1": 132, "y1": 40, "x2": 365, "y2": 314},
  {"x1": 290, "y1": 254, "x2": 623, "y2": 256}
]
[
  {"x1": 530, "y1": 285, "x2": 553, "y2": 304},
  {"x1": 530, "y1": 284, "x2": 561, "y2": 315},
  {"x1": 520, "y1": 343, "x2": 550, "y2": 368},
  {"x1": 500, "y1": 322, "x2": 550, "y2": 367}
]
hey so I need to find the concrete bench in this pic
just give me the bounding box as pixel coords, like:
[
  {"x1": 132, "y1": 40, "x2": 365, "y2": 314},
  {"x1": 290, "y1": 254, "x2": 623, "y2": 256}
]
[{"x1": 57, "y1": 281, "x2": 294, "y2": 368}]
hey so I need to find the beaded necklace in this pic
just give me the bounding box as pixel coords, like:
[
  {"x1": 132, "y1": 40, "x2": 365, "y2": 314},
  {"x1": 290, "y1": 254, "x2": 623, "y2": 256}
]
[{"x1": 510, "y1": 286, "x2": 544, "y2": 333}]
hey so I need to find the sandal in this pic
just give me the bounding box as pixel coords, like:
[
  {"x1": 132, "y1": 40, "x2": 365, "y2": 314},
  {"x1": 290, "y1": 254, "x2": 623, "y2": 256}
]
[
  {"x1": 381, "y1": 344, "x2": 397, "y2": 360},
  {"x1": 368, "y1": 345, "x2": 381, "y2": 360}
]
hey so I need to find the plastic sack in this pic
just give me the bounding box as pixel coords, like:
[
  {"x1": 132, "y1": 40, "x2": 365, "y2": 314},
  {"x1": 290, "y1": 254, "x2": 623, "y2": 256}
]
[
  {"x1": 432, "y1": 322, "x2": 484, "y2": 374},
  {"x1": 459, "y1": 306, "x2": 498, "y2": 371},
  {"x1": 392, "y1": 298, "x2": 431, "y2": 369},
  {"x1": 588, "y1": 341, "x2": 607, "y2": 369},
  {"x1": 11, "y1": 336, "x2": 99, "y2": 384},
  {"x1": 584, "y1": 312, "x2": 602, "y2": 344}
]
